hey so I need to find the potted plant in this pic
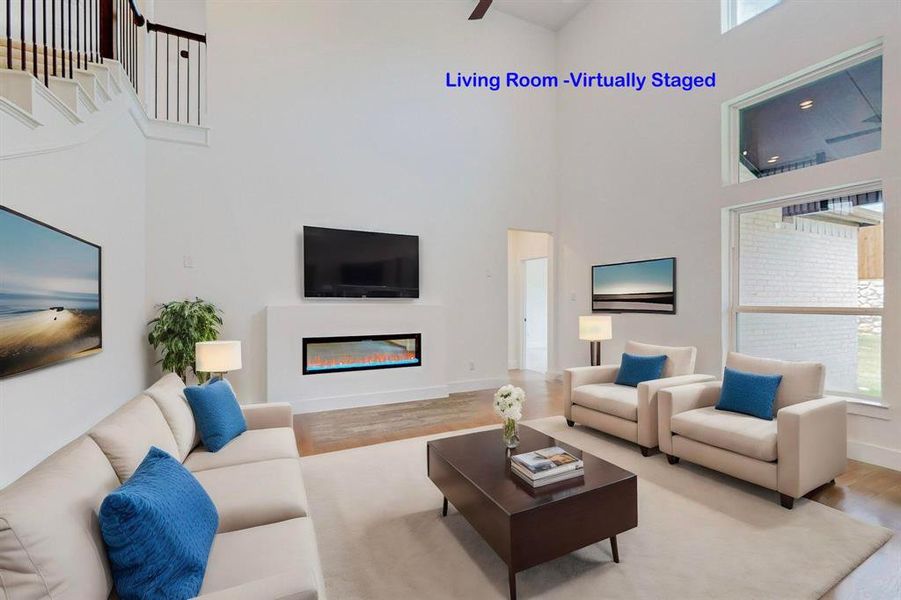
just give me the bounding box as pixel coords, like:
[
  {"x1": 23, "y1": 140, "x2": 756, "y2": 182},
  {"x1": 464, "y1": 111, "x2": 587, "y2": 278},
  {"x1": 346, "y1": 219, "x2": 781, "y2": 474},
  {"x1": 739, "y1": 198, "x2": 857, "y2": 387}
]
[{"x1": 147, "y1": 298, "x2": 222, "y2": 383}]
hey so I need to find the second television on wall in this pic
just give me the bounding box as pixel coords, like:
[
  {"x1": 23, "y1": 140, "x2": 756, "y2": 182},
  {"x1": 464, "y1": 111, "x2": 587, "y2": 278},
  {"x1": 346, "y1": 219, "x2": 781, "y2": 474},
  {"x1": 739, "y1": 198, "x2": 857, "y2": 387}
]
[{"x1": 591, "y1": 257, "x2": 676, "y2": 314}]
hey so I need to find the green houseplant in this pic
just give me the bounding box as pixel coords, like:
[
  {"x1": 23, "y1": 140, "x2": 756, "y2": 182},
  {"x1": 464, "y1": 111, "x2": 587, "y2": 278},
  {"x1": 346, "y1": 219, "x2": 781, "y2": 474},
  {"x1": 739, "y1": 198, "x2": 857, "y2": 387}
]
[{"x1": 148, "y1": 298, "x2": 222, "y2": 382}]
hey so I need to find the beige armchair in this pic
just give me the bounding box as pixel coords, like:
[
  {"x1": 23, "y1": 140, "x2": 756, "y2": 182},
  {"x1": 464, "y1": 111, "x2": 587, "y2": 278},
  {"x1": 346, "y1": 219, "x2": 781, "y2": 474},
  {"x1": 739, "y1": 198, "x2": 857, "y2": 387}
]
[
  {"x1": 657, "y1": 352, "x2": 847, "y2": 509},
  {"x1": 563, "y1": 341, "x2": 715, "y2": 456}
]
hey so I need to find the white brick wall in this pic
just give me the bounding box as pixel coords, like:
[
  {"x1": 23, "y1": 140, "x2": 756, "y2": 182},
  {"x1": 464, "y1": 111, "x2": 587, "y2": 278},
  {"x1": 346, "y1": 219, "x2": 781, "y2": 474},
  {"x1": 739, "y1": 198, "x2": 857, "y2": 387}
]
[{"x1": 738, "y1": 209, "x2": 858, "y2": 391}]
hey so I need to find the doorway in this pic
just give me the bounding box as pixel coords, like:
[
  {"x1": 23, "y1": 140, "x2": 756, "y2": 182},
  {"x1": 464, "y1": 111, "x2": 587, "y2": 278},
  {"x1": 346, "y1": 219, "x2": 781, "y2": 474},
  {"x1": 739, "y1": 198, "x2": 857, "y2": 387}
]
[
  {"x1": 507, "y1": 230, "x2": 552, "y2": 375},
  {"x1": 522, "y1": 257, "x2": 548, "y2": 372}
]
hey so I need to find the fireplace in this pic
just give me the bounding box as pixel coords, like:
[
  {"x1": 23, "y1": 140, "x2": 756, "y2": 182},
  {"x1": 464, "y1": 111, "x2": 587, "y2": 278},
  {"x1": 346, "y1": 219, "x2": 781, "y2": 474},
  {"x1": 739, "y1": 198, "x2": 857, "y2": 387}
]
[{"x1": 302, "y1": 333, "x2": 422, "y2": 375}]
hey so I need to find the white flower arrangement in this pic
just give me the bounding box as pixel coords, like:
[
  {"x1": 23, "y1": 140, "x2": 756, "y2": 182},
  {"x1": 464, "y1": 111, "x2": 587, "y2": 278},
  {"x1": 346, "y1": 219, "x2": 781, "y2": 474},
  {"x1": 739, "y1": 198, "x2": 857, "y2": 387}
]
[{"x1": 493, "y1": 384, "x2": 525, "y2": 422}]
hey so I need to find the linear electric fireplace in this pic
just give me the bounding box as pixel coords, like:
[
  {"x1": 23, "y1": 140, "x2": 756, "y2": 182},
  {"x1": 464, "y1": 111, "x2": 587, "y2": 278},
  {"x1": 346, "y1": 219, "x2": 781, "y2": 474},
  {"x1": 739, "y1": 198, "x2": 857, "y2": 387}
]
[{"x1": 302, "y1": 333, "x2": 422, "y2": 375}]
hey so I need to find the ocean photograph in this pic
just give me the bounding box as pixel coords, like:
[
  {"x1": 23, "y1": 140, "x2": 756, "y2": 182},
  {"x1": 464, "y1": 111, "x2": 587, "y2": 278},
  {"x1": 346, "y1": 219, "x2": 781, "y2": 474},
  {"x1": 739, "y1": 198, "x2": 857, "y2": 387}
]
[
  {"x1": 0, "y1": 207, "x2": 101, "y2": 378},
  {"x1": 592, "y1": 258, "x2": 676, "y2": 313}
]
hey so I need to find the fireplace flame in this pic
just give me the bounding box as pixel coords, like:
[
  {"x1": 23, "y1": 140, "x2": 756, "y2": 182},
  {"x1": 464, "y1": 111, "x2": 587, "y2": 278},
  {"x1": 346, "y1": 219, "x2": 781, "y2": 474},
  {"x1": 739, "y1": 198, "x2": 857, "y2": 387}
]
[{"x1": 307, "y1": 350, "x2": 418, "y2": 369}]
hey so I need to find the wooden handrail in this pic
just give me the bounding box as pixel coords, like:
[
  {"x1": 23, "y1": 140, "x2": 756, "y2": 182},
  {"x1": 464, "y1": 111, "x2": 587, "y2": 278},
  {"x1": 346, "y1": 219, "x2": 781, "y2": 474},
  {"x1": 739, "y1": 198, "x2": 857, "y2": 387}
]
[
  {"x1": 146, "y1": 21, "x2": 206, "y2": 44},
  {"x1": 125, "y1": 0, "x2": 144, "y2": 26}
]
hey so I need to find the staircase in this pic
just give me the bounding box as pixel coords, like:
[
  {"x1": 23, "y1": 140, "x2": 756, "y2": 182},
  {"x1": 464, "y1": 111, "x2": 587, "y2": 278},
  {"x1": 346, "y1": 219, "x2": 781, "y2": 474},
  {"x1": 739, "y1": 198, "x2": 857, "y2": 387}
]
[{"x1": 0, "y1": 0, "x2": 208, "y2": 157}]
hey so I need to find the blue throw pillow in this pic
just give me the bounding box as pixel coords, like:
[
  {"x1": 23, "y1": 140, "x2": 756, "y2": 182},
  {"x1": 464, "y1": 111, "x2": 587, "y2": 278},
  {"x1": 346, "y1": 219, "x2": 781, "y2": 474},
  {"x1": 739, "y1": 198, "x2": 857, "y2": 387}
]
[
  {"x1": 716, "y1": 367, "x2": 783, "y2": 420},
  {"x1": 185, "y1": 379, "x2": 247, "y2": 452},
  {"x1": 614, "y1": 353, "x2": 667, "y2": 387},
  {"x1": 100, "y1": 447, "x2": 218, "y2": 600}
]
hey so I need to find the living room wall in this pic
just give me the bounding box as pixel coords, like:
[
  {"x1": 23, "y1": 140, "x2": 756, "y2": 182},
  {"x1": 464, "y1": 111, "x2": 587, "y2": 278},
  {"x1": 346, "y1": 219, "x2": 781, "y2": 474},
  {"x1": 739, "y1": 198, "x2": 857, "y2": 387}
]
[
  {"x1": 144, "y1": 1, "x2": 558, "y2": 404},
  {"x1": 555, "y1": 0, "x2": 901, "y2": 468},
  {"x1": 0, "y1": 111, "x2": 148, "y2": 486}
]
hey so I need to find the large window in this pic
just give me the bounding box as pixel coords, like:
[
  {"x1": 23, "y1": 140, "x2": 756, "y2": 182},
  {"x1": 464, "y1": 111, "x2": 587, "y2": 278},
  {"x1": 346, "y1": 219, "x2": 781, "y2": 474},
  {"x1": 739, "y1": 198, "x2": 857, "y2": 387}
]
[
  {"x1": 730, "y1": 187, "x2": 884, "y2": 399},
  {"x1": 725, "y1": 44, "x2": 883, "y2": 184},
  {"x1": 722, "y1": 0, "x2": 781, "y2": 33}
]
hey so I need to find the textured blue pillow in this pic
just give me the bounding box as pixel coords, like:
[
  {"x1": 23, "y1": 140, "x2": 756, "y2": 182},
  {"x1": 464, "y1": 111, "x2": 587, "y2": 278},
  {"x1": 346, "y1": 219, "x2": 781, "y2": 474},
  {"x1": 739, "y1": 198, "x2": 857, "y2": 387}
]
[
  {"x1": 716, "y1": 367, "x2": 783, "y2": 420},
  {"x1": 185, "y1": 379, "x2": 247, "y2": 452},
  {"x1": 99, "y1": 447, "x2": 218, "y2": 600},
  {"x1": 614, "y1": 353, "x2": 667, "y2": 387}
]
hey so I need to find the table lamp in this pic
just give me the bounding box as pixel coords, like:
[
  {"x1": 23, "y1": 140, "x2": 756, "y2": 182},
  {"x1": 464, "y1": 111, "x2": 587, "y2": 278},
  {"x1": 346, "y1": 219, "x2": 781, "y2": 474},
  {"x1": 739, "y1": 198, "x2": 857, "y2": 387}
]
[
  {"x1": 195, "y1": 340, "x2": 242, "y2": 379},
  {"x1": 579, "y1": 315, "x2": 612, "y2": 366}
]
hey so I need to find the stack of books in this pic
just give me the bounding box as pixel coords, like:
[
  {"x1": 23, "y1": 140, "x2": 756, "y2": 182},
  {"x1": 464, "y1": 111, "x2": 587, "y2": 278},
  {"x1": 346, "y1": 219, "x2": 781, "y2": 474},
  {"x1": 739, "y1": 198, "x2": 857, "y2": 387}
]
[{"x1": 510, "y1": 446, "x2": 584, "y2": 488}]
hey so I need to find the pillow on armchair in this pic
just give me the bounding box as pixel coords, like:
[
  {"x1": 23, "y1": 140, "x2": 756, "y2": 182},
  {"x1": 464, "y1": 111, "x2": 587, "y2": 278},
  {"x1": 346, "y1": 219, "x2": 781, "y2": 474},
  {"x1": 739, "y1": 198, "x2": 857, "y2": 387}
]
[
  {"x1": 614, "y1": 353, "x2": 667, "y2": 387},
  {"x1": 716, "y1": 367, "x2": 783, "y2": 420}
]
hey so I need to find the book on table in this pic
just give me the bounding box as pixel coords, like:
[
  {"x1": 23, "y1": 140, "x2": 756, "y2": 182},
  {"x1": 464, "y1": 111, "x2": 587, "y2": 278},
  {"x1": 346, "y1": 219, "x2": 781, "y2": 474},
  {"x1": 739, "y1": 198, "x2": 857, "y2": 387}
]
[
  {"x1": 510, "y1": 446, "x2": 583, "y2": 483},
  {"x1": 511, "y1": 464, "x2": 584, "y2": 487}
]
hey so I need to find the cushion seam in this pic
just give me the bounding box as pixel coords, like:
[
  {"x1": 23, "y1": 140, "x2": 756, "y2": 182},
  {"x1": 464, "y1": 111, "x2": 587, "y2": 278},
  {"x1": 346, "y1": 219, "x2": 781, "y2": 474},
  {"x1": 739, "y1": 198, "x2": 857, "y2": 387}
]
[
  {"x1": 186, "y1": 454, "x2": 300, "y2": 473},
  {"x1": 0, "y1": 517, "x2": 53, "y2": 599}
]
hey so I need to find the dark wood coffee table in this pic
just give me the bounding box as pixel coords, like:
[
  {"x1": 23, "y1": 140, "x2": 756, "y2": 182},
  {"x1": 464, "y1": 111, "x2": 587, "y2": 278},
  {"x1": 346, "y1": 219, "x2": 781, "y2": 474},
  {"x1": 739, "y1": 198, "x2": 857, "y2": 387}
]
[{"x1": 427, "y1": 425, "x2": 637, "y2": 599}]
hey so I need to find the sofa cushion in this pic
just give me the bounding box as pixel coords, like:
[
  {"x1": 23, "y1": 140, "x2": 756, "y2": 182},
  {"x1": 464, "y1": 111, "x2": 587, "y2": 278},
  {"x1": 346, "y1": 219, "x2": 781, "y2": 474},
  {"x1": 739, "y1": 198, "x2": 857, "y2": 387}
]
[
  {"x1": 614, "y1": 353, "x2": 666, "y2": 387},
  {"x1": 199, "y1": 518, "x2": 322, "y2": 598},
  {"x1": 671, "y1": 406, "x2": 778, "y2": 462},
  {"x1": 0, "y1": 436, "x2": 119, "y2": 600},
  {"x1": 572, "y1": 383, "x2": 638, "y2": 421},
  {"x1": 89, "y1": 394, "x2": 180, "y2": 482},
  {"x1": 146, "y1": 373, "x2": 199, "y2": 459},
  {"x1": 716, "y1": 367, "x2": 782, "y2": 420},
  {"x1": 193, "y1": 458, "x2": 308, "y2": 533},
  {"x1": 726, "y1": 352, "x2": 824, "y2": 411},
  {"x1": 186, "y1": 380, "x2": 248, "y2": 453},
  {"x1": 184, "y1": 428, "x2": 299, "y2": 472},
  {"x1": 100, "y1": 447, "x2": 218, "y2": 600},
  {"x1": 625, "y1": 340, "x2": 697, "y2": 378}
]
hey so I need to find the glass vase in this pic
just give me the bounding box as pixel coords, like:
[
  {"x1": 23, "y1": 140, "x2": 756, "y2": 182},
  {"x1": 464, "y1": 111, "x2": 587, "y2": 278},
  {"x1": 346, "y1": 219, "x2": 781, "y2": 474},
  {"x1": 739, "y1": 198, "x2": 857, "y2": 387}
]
[{"x1": 503, "y1": 418, "x2": 520, "y2": 449}]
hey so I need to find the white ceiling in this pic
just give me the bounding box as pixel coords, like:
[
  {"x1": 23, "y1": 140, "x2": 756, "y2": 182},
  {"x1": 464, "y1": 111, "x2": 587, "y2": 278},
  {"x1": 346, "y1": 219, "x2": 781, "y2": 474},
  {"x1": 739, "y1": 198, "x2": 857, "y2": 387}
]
[{"x1": 490, "y1": 0, "x2": 591, "y2": 31}]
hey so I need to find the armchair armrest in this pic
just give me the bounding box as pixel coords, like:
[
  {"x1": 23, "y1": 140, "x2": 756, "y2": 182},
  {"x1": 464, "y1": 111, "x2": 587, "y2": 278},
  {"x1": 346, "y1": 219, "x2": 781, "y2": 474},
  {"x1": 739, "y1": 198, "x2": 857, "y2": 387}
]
[
  {"x1": 777, "y1": 396, "x2": 847, "y2": 499},
  {"x1": 241, "y1": 402, "x2": 293, "y2": 430},
  {"x1": 635, "y1": 374, "x2": 717, "y2": 448},
  {"x1": 657, "y1": 381, "x2": 723, "y2": 454},
  {"x1": 563, "y1": 365, "x2": 619, "y2": 419}
]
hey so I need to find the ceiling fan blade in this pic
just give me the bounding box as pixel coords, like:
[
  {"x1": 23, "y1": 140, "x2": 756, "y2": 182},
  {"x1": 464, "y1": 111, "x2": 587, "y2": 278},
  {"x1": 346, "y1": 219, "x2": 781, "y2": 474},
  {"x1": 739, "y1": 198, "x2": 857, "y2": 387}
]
[{"x1": 469, "y1": 0, "x2": 493, "y2": 20}]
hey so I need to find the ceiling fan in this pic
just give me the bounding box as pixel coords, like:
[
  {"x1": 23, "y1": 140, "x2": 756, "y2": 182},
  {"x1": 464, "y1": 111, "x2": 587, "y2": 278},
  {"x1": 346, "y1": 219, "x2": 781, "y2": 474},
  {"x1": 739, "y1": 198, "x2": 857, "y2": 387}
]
[{"x1": 469, "y1": 0, "x2": 493, "y2": 20}]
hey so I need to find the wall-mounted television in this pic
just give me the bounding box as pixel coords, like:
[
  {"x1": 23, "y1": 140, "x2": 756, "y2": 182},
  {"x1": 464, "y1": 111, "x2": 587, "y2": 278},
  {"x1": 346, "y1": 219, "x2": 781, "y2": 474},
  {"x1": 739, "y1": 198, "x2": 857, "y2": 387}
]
[
  {"x1": 303, "y1": 226, "x2": 419, "y2": 298},
  {"x1": 591, "y1": 257, "x2": 676, "y2": 314}
]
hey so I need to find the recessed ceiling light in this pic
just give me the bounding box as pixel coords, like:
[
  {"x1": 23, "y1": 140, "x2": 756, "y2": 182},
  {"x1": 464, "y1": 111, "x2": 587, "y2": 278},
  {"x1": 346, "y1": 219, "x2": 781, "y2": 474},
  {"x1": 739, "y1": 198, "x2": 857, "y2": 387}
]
[
  {"x1": 742, "y1": 150, "x2": 748, "y2": 156},
  {"x1": 799, "y1": 99, "x2": 814, "y2": 110},
  {"x1": 767, "y1": 155, "x2": 779, "y2": 163}
]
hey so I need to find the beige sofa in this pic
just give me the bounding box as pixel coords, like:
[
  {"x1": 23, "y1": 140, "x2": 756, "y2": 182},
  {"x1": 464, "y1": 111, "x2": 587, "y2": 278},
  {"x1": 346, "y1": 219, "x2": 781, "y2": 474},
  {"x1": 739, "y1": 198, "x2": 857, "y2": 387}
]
[
  {"x1": 658, "y1": 352, "x2": 847, "y2": 508},
  {"x1": 563, "y1": 341, "x2": 714, "y2": 455},
  {"x1": 0, "y1": 373, "x2": 324, "y2": 599}
]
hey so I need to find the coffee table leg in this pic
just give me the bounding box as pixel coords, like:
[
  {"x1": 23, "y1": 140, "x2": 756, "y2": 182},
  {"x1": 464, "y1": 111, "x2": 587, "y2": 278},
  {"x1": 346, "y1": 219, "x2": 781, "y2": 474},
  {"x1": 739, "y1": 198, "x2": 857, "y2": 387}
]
[
  {"x1": 610, "y1": 535, "x2": 620, "y2": 563},
  {"x1": 508, "y1": 567, "x2": 517, "y2": 600},
  {"x1": 442, "y1": 496, "x2": 448, "y2": 517}
]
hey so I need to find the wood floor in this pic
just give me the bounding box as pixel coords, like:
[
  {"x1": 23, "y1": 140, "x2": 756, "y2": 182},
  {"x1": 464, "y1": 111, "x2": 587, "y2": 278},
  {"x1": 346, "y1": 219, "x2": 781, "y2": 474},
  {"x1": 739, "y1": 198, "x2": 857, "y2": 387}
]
[{"x1": 293, "y1": 370, "x2": 900, "y2": 599}]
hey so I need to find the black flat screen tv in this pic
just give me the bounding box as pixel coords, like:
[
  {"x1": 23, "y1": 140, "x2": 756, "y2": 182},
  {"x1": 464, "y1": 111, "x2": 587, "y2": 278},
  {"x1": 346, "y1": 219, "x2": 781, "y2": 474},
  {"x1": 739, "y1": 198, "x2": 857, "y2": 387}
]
[
  {"x1": 303, "y1": 226, "x2": 419, "y2": 298},
  {"x1": 591, "y1": 257, "x2": 676, "y2": 314}
]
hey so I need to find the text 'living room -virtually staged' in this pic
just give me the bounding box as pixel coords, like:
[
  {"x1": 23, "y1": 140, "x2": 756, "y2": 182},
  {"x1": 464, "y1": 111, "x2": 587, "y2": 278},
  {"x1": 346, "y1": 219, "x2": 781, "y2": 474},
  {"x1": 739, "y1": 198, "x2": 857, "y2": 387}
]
[{"x1": 0, "y1": 0, "x2": 899, "y2": 599}]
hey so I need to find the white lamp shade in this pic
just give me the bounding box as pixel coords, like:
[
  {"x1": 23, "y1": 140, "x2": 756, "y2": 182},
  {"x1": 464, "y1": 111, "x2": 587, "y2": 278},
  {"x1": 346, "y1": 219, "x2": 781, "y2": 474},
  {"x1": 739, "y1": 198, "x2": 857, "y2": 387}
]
[
  {"x1": 579, "y1": 315, "x2": 613, "y2": 341},
  {"x1": 195, "y1": 341, "x2": 242, "y2": 372}
]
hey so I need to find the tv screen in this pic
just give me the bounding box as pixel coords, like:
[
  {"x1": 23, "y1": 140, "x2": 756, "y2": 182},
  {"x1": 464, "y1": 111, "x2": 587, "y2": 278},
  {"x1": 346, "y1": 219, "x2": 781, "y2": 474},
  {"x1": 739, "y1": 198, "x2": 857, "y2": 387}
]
[
  {"x1": 304, "y1": 226, "x2": 419, "y2": 298},
  {"x1": 591, "y1": 257, "x2": 676, "y2": 314}
]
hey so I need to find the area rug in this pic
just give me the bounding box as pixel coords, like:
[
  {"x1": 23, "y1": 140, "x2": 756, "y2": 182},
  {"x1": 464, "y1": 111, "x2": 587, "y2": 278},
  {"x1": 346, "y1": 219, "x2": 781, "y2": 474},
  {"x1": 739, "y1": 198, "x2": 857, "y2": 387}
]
[{"x1": 300, "y1": 416, "x2": 893, "y2": 599}]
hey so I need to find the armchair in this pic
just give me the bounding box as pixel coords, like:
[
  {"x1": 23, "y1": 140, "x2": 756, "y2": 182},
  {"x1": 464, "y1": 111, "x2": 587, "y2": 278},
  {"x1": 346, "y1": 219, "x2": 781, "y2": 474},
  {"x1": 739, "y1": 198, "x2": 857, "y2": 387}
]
[
  {"x1": 657, "y1": 352, "x2": 847, "y2": 508},
  {"x1": 563, "y1": 341, "x2": 715, "y2": 456}
]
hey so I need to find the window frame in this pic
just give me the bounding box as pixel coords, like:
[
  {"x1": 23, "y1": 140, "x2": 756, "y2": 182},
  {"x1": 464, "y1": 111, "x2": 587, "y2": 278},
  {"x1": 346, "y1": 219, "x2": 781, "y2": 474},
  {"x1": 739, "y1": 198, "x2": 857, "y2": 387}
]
[
  {"x1": 727, "y1": 181, "x2": 886, "y2": 408},
  {"x1": 721, "y1": 41, "x2": 884, "y2": 185},
  {"x1": 721, "y1": 0, "x2": 781, "y2": 34}
]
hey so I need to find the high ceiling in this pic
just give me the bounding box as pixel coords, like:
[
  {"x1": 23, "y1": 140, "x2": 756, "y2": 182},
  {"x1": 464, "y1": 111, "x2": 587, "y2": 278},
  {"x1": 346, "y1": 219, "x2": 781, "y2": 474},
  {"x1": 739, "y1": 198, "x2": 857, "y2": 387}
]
[{"x1": 489, "y1": 0, "x2": 591, "y2": 31}]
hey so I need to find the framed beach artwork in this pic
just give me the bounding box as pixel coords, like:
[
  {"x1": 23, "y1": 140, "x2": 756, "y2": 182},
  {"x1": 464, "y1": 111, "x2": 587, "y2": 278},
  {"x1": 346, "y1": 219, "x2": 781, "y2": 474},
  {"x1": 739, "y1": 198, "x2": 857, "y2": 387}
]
[
  {"x1": 591, "y1": 257, "x2": 676, "y2": 314},
  {"x1": 0, "y1": 206, "x2": 102, "y2": 378}
]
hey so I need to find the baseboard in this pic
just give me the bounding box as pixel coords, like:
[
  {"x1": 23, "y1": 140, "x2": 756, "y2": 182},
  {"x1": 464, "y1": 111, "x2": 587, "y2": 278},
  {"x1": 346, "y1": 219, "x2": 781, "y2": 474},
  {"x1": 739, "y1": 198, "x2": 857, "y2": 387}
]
[
  {"x1": 847, "y1": 439, "x2": 901, "y2": 472},
  {"x1": 447, "y1": 377, "x2": 507, "y2": 394},
  {"x1": 289, "y1": 385, "x2": 449, "y2": 414}
]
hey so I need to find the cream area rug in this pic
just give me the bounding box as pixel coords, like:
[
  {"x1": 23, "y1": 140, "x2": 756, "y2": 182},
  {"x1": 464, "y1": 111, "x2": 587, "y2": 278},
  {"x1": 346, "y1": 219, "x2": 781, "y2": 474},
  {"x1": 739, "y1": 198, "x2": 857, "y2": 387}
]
[{"x1": 300, "y1": 416, "x2": 892, "y2": 599}]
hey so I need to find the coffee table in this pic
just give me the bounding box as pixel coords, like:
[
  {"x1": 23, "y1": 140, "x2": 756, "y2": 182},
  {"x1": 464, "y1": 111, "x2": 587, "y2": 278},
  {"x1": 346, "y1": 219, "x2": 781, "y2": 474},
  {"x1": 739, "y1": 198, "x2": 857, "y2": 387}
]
[{"x1": 427, "y1": 425, "x2": 637, "y2": 600}]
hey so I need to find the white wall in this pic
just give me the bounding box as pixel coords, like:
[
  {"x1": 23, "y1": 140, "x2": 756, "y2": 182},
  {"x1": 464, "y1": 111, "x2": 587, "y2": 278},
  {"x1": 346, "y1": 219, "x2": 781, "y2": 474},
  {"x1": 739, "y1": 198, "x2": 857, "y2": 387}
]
[
  {"x1": 0, "y1": 110, "x2": 148, "y2": 486},
  {"x1": 145, "y1": 1, "x2": 558, "y2": 404},
  {"x1": 556, "y1": 0, "x2": 901, "y2": 468}
]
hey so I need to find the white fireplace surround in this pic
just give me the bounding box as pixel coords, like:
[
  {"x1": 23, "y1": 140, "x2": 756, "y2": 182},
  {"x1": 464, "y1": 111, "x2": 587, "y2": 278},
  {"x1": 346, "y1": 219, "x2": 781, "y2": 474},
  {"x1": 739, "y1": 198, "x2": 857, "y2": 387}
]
[{"x1": 266, "y1": 304, "x2": 471, "y2": 413}]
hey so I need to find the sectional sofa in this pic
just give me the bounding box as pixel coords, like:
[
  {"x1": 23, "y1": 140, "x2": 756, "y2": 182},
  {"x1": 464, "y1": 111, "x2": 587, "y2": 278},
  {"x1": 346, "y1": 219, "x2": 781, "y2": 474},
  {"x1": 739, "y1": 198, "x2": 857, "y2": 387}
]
[{"x1": 0, "y1": 373, "x2": 324, "y2": 599}]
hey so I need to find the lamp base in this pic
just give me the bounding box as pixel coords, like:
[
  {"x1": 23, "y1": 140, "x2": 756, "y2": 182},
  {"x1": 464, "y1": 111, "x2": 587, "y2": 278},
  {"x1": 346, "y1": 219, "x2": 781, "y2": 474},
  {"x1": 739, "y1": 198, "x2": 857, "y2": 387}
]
[{"x1": 590, "y1": 341, "x2": 602, "y2": 366}]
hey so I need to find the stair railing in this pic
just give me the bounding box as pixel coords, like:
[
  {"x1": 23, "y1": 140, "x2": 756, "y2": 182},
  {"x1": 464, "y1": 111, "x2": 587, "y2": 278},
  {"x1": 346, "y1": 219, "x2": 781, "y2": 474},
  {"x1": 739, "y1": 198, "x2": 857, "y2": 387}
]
[{"x1": 3, "y1": 0, "x2": 206, "y2": 125}]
